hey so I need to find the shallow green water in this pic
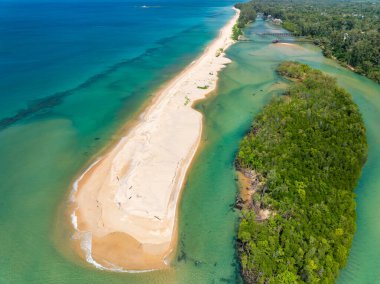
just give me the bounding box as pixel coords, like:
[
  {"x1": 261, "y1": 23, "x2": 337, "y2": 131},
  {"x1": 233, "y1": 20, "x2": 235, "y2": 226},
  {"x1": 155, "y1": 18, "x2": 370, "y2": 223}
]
[
  {"x1": 174, "y1": 18, "x2": 380, "y2": 283},
  {"x1": 0, "y1": 15, "x2": 379, "y2": 284}
]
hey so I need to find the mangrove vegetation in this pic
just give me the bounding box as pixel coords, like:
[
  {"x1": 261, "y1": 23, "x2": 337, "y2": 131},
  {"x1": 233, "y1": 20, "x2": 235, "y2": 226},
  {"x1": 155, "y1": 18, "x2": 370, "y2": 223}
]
[{"x1": 236, "y1": 62, "x2": 368, "y2": 283}]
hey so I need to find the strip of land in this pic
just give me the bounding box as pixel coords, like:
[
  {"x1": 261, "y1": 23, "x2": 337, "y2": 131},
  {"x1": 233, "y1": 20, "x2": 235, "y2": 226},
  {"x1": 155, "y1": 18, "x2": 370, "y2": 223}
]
[{"x1": 70, "y1": 8, "x2": 240, "y2": 271}]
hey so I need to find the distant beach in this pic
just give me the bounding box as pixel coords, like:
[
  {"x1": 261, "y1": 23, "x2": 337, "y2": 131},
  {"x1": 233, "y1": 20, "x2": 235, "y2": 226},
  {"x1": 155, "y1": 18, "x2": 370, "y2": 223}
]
[{"x1": 69, "y1": 8, "x2": 240, "y2": 271}]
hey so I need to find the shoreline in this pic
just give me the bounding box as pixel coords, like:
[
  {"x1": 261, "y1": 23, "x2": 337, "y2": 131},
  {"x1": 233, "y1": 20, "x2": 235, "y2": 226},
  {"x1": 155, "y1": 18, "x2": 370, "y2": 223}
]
[{"x1": 69, "y1": 7, "x2": 240, "y2": 271}]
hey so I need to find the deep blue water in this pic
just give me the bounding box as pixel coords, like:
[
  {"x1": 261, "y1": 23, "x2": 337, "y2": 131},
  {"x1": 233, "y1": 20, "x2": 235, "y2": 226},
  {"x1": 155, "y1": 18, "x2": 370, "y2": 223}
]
[{"x1": 0, "y1": 0, "x2": 235, "y2": 121}]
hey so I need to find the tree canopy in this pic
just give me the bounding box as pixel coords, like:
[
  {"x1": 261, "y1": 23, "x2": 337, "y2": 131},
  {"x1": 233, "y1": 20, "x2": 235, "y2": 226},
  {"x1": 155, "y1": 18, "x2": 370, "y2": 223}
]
[
  {"x1": 235, "y1": 0, "x2": 380, "y2": 83},
  {"x1": 236, "y1": 62, "x2": 368, "y2": 283},
  {"x1": 232, "y1": 2, "x2": 257, "y2": 40}
]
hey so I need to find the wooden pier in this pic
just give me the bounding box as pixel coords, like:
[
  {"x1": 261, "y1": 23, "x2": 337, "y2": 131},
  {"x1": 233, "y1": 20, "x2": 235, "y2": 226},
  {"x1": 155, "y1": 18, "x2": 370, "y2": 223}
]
[{"x1": 253, "y1": 32, "x2": 299, "y2": 37}]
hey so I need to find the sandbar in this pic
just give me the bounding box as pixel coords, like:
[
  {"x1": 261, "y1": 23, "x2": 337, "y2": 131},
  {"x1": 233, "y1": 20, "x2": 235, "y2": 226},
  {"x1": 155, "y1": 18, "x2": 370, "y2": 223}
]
[{"x1": 70, "y1": 8, "x2": 240, "y2": 271}]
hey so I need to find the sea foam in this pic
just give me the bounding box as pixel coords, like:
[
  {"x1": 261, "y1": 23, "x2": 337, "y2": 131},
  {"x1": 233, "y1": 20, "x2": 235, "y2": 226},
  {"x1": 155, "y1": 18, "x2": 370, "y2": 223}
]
[
  {"x1": 79, "y1": 231, "x2": 156, "y2": 273},
  {"x1": 70, "y1": 159, "x2": 100, "y2": 202}
]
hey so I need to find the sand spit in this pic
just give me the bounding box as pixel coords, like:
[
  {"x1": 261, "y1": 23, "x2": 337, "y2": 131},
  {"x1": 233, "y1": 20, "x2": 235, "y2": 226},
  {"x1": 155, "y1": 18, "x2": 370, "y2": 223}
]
[{"x1": 70, "y1": 8, "x2": 240, "y2": 271}]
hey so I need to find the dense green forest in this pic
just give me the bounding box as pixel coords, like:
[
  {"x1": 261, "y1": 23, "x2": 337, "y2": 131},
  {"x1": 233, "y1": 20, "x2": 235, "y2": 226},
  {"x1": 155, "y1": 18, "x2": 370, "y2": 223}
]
[
  {"x1": 232, "y1": 2, "x2": 257, "y2": 40},
  {"x1": 234, "y1": 0, "x2": 380, "y2": 83},
  {"x1": 236, "y1": 62, "x2": 367, "y2": 283}
]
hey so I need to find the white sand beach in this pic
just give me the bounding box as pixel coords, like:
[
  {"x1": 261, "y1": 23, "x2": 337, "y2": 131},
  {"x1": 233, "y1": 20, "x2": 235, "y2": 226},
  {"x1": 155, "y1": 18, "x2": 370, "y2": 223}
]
[{"x1": 70, "y1": 8, "x2": 240, "y2": 271}]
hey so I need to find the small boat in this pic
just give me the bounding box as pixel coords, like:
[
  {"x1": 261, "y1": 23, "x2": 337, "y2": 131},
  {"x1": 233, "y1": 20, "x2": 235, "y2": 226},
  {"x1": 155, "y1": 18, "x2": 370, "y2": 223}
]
[{"x1": 272, "y1": 39, "x2": 279, "y2": 43}]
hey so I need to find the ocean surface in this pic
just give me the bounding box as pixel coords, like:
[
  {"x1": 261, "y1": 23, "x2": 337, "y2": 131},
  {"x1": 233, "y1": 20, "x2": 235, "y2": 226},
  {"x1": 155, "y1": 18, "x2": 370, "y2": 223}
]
[
  {"x1": 0, "y1": 1, "x2": 237, "y2": 282},
  {"x1": 1, "y1": 1, "x2": 380, "y2": 283}
]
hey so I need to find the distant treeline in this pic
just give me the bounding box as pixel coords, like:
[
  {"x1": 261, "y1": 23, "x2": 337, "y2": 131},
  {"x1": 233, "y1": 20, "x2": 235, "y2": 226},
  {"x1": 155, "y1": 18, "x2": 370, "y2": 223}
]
[
  {"x1": 232, "y1": 2, "x2": 257, "y2": 40},
  {"x1": 234, "y1": 0, "x2": 380, "y2": 83},
  {"x1": 236, "y1": 62, "x2": 367, "y2": 283}
]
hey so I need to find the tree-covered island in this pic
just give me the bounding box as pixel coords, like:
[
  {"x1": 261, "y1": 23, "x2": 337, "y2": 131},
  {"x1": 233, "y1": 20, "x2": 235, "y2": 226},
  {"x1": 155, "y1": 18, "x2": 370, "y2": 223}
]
[{"x1": 236, "y1": 62, "x2": 368, "y2": 283}]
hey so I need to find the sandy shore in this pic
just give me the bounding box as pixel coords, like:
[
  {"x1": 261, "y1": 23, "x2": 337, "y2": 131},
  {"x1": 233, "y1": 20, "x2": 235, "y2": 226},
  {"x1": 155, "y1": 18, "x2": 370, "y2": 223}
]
[{"x1": 70, "y1": 8, "x2": 240, "y2": 271}]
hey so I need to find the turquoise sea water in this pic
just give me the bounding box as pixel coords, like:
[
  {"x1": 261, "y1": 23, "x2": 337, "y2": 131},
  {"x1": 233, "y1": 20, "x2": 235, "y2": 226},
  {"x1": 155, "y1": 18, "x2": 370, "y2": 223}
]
[
  {"x1": 0, "y1": 0, "x2": 235, "y2": 121},
  {"x1": 1, "y1": 2, "x2": 380, "y2": 283},
  {"x1": 0, "y1": 1, "x2": 236, "y2": 282}
]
